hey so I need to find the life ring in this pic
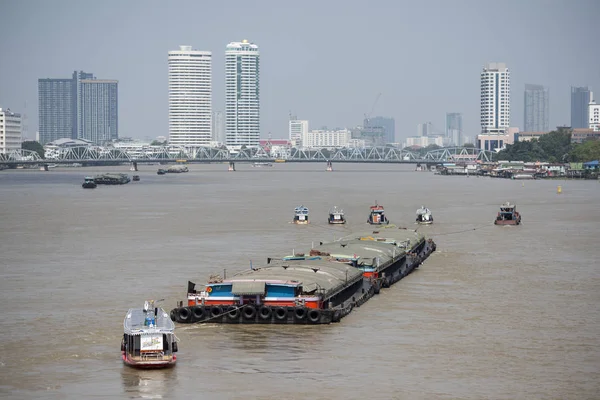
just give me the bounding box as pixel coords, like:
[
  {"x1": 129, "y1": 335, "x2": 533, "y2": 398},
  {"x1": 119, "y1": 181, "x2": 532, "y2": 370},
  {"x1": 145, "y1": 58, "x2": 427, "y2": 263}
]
[
  {"x1": 307, "y1": 309, "x2": 321, "y2": 324},
  {"x1": 178, "y1": 307, "x2": 190, "y2": 321},
  {"x1": 294, "y1": 307, "x2": 307, "y2": 321},
  {"x1": 242, "y1": 305, "x2": 257, "y2": 320},
  {"x1": 258, "y1": 306, "x2": 272, "y2": 320},
  {"x1": 274, "y1": 307, "x2": 287, "y2": 321},
  {"x1": 210, "y1": 306, "x2": 223, "y2": 318},
  {"x1": 226, "y1": 306, "x2": 240, "y2": 320},
  {"x1": 192, "y1": 306, "x2": 205, "y2": 321}
]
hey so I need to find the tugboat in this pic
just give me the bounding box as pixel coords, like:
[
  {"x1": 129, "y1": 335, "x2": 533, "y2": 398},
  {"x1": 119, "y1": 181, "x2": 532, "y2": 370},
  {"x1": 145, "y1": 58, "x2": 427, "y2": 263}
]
[
  {"x1": 367, "y1": 202, "x2": 389, "y2": 225},
  {"x1": 328, "y1": 206, "x2": 346, "y2": 224},
  {"x1": 82, "y1": 176, "x2": 97, "y2": 189},
  {"x1": 293, "y1": 205, "x2": 309, "y2": 224},
  {"x1": 157, "y1": 169, "x2": 166, "y2": 175},
  {"x1": 494, "y1": 202, "x2": 522, "y2": 225},
  {"x1": 122, "y1": 300, "x2": 178, "y2": 369},
  {"x1": 415, "y1": 206, "x2": 433, "y2": 224}
]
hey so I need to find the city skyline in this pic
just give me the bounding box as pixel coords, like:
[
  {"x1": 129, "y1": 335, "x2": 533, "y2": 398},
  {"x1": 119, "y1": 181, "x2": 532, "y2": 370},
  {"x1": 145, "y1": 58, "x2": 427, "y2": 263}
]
[
  {"x1": 524, "y1": 84, "x2": 550, "y2": 132},
  {"x1": 0, "y1": 1, "x2": 598, "y2": 143}
]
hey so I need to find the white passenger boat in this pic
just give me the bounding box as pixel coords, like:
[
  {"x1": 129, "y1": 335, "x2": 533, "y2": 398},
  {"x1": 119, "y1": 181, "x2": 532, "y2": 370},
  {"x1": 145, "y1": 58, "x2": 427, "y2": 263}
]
[
  {"x1": 416, "y1": 206, "x2": 433, "y2": 224},
  {"x1": 121, "y1": 300, "x2": 178, "y2": 369},
  {"x1": 293, "y1": 205, "x2": 309, "y2": 224}
]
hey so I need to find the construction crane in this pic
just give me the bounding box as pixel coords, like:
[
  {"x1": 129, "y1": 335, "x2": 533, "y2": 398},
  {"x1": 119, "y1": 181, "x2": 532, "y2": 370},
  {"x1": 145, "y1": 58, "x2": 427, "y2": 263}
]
[{"x1": 364, "y1": 92, "x2": 382, "y2": 125}]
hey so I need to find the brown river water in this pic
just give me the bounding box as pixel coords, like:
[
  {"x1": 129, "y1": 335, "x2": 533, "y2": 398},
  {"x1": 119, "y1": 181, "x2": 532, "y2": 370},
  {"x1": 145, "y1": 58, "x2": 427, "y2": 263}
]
[{"x1": 0, "y1": 163, "x2": 599, "y2": 399}]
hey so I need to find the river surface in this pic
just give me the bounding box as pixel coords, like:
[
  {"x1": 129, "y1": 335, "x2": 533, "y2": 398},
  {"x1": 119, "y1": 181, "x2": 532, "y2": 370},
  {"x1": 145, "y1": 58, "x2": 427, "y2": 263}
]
[{"x1": 0, "y1": 163, "x2": 599, "y2": 399}]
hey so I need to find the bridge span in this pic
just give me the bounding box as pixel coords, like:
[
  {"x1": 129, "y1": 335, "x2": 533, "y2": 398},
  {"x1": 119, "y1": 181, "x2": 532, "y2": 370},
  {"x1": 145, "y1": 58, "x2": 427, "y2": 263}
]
[{"x1": 0, "y1": 146, "x2": 493, "y2": 167}]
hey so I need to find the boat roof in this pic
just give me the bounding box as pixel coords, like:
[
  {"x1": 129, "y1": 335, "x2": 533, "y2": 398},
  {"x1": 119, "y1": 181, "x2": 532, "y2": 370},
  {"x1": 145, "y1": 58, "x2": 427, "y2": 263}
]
[
  {"x1": 123, "y1": 307, "x2": 174, "y2": 335},
  {"x1": 294, "y1": 206, "x2": 309, "y2": 213},
  {"x1": 370, "y1": 205, "x2": 385, "y2": 210},
  {"x1": 338, "y1": 226, "x2": 427, "y2": 248},
  {"x1": 329, "y1": 206, "x2": 344, "y2": 214},
  {"x1": 224, "y1": 260, "x2": 364, "y2": 298}
]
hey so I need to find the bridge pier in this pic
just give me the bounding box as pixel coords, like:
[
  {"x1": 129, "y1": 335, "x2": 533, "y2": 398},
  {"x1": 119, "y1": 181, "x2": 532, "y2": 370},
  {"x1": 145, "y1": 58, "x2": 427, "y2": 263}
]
[
  {"x1": 131, "y1": 161, "x2": 138, "y2": 171},
  {"x1": 228, "y1": 162, "x2": 235, "y2": 171}
]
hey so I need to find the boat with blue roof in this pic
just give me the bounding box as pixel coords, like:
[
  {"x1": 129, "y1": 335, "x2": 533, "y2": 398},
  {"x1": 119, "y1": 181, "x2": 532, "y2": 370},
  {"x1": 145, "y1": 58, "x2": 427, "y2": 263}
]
[{"x1": 293, "y1": 205, "x2": 309, "y2": 224}]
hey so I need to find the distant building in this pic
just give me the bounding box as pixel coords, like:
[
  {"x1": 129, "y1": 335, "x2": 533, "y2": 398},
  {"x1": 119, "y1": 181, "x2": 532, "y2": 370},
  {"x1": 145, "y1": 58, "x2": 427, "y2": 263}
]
[
  {"x1": 211, "y1": 111, "x2": 224, "y2": 143},
  {"x1": 38, "y1": 71, "x2": 118, "y2": 145},
  {"x1": 404, "y1": 135, "x2": 444, "y2": 148},
  {"x1": 571, "y1": 128, "x2": 600, "y2": 143},
  {"x1": 571, "y1": 87, "x2": 592, "y2": 129},
  {"x1": 226, "y1": 40, "x2": 260, "y2": 147},
  {"x1": 514, "y1": 131, "x2": 549, "y2": 142},
  {"x1": 524, "y1": 84, "x2": 549, "y2": 132},
  {"x1": 445, "y1": 113, "x2": 463, "y2": 146},
  {"x1": 364, "y1": 116, "x2": 395, "y2": 144},
  {"x1": 480, "y1": 63, "x2": 510, "y2": 134},
  {"x1": 168, "y1": 45, "x2": 212, "y2": 146},
  {"x1": 302, "y1": 129, "x2": 350, "y2": 148},
  {"x1": 289, "y1": 117, "x2": 308, "y2": 147},
  {"x1": 589, "y1": 100, "x2": 600, "y2": 131},
  {"x1": 417, "y1": 122, "x2": 432, "y2": 137},
  {"x1": 0, "y1": 108, "x2": 22, "y2": 153}
]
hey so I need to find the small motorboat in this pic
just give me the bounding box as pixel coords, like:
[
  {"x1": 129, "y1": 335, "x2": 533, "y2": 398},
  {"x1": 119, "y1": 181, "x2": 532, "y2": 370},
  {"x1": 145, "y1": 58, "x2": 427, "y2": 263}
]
[
  {"x1": 293, "y1": 205, "x2": 309, "y2": 224},
  {"x1": 416, "y1": 206, "x2": 433, "y2": 224},
  {"x1": 328, "y1": 206, "x2": 346, "y2": 224},
  {"x1": 122, "y1": 300, "x2": 178, "y2": 369},
  {"x1": 326, "y1": 161, "x2": 333, "y2": 172},
  {"x1": 157, "y1": 169, "x2": 166, "y2": 175},
  {"x1": 367, "y1": 202, "x2": 389, "y2": 225},
  {"x1": 82, "y1": 176, "x2": 97, "y2": 189},
  {"x1": 132, "y1": 175, "x2": 140, "y2": 181},
  {"x1": 494, "y1": 202, "x2": 521, "y2": 225}
]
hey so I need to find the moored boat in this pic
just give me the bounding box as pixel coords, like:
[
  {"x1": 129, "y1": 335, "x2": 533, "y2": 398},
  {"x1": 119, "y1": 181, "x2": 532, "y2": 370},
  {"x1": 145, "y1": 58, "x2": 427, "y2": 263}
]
[
  {"x1": 494, "y1": 202, "x2": 521, "y2": 225},
  {"x1": 293, "y1": 205, "x2": 309, "y2": 224},
  {"x1": 416, "y1": 206, "x2": 433, "y2": 224},
  {"x1": 367, "y1": 202, "x2": 389, "y2": 225},
  {"x1": 82, "y1": 176, "x2": 97, "y2": 189},
  {"x1": 328, "y1": 206, "x2": 346, "y2": 224},
  {"x1": 157, "y1": 169, "x2": 166, "y2": 175},
  {"x1": 132, "y1": 175, "x2": 140, "y2": 181},
  {"x1": 167, "y1": 165, "x2": 188, "y2": 173},
  {"x1": 252, "y1": 162, "x2": 273, "y2": 167},
  {"x1": 122, "y1": 300, "x2": 178, "y2": 369}
]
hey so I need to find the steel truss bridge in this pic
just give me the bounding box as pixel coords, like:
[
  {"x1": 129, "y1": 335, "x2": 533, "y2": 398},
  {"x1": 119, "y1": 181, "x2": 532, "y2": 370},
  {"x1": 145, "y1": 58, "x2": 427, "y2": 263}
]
[{"x1": 0, "y1": 146, "x2": 493, "y2": 166}]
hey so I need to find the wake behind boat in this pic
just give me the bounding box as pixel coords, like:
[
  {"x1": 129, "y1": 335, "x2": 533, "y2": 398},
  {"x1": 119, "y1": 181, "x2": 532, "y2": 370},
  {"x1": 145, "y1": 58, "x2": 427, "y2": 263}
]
[{"x1": 122, "y1": 300, "x2": 178, "y2": 369}]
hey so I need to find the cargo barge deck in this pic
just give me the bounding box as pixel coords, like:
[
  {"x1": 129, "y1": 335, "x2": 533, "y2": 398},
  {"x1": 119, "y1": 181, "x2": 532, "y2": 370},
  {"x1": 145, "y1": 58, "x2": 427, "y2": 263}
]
[{"x1": 170, "y1": 226, "x2": 436, "y2": 325}]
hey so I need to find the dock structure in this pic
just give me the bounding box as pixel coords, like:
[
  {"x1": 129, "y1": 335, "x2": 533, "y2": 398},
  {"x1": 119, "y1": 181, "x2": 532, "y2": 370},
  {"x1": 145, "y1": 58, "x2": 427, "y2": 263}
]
[{"x1": 170, "y1": 226, "x2": 436, "y2": 325}]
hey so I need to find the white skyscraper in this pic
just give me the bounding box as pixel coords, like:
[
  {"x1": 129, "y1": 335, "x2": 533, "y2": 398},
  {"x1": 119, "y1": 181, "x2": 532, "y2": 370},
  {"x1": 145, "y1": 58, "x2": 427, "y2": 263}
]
[
  {"x1": 0, "y1": 107, "x2": 22, "y2": 153},
  {"x1": 480, "y1": 62, "x2": 510, "y2": 134},
  {"x1": 225, "y1": 40, "x2": 260, "y2": 147},
  {"x1": 168, "y1": 45, "x2": 212, "y2": 146}
]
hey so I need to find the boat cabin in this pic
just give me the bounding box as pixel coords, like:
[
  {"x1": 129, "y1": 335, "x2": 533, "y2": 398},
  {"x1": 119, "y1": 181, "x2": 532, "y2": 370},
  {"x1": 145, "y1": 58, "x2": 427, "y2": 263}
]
[
  {"x1": 368, "y1": 203, "x2": 389, "y2": 225},
  {"x1": 82, "y1": 176, "x2": 97, "y2": 189},
  {"x1": 122, "y1": 302, "x2": 177, "y2": 369},
  {"x1": 495, "y1": 202, "x2": 521, "y2": 225},
  {"x1": 328, "y1": 206, "x2": 346, "y2": 224},
  {"x1": 293, "y1": 205, "x2": 309, "y2": 224},
  {"x1": 416, "y1": 206, "x2": 433, "y2": 223}
]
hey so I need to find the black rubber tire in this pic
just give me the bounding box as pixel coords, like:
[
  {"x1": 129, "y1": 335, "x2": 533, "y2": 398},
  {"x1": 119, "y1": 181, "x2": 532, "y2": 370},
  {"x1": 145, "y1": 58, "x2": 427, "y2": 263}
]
[
  {"x1": 258, "y1": 306, "x2": 272, "y2": 320},
  {"x1": 242, "y1": 305, "x2": 257, "y2": 320},
  {"x1": 170, "y1": 309, "x2": 176, "y2": 322},
  {"x1": 210, "y1": 306, "x2": 223, "y2": 318},
  {"x1": 274, "y1": 307, "x2": 287, "y2": 321},
  {"x1": 226, "y1": 306, "x2": 240, "y2": 320},
  {"x1": 332, "y1": 310, "x2": 342, "y2": 323},
  {"x1": 178, "y1": 307, "x2": 190, "y2": 322},
  {"x1": 294, "y1": 307, "x2": 307, "y2": 321},
  {"x1": 307, "y1": 309, "x2": 321, "y2": 324},
  {"x1": 192, "y1": 306, "x2": 205, "y2": 321}
]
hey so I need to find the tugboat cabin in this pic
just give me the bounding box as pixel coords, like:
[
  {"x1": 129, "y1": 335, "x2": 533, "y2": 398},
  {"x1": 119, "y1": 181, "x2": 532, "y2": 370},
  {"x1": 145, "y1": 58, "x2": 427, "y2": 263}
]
[
  {"x1": 368, "y1": 203, "x2": 389, "y2": 225},
  {"x1": 494, "y1": 202, "x2": 521, "y2": 225}
]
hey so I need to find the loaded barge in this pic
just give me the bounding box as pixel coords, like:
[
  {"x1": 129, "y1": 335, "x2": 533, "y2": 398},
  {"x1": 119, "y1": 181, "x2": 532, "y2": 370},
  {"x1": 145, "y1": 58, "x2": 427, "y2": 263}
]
[{"x1": 170, "y1": 226, "x2": 436, "y2": 325}]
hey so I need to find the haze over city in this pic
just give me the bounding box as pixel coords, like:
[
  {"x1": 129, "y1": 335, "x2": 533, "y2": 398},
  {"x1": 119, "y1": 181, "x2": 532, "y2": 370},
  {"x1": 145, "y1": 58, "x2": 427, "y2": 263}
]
[{"x1": 1, "y1": 0, "x2": 599, "y2": 142}]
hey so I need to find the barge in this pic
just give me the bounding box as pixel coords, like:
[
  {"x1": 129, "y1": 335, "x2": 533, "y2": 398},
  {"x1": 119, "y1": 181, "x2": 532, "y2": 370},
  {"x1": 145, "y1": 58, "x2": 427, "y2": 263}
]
[
  {"x1": 94, "y1": 173, "x2": 131, "y2": 185},
  {"x1": 170, "y1": 227, "x2": 436, "y2": 325}
]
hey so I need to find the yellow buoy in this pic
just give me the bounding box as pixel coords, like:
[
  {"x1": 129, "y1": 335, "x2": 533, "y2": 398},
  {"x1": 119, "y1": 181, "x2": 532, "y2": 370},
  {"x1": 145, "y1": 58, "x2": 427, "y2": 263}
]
[{"x1": 557, "y1": 185, "x2": 562, "y2": 194}]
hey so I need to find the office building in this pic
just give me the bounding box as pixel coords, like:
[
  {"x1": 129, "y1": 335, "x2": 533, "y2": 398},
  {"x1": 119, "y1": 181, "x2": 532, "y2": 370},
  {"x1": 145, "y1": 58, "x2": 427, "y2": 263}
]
[
  {"x1": 302, "y1": 129, "x2": 350, "y2": 148},
  {"x1": 590, "y1": 100, "x2": 600, "y2": 131},
  {"x1": 364, "y1": 116, "x2": 395, "y2": 144},
  {"x1": 225, "y1": 40, "x2": 260, "y2": 147},
  {"x1": 211, "y1": 111, "x2": 225, "y2": 143},
  {"x1": 289, "y1": 116, "x2": 308, "y2": 147},
  {"x1": 38, "y1": 71, "x2": 118, "y2": 145},
  {"x1": 0, "y1": 108, "x2": 22, "y2": 153},
  {"x1": 478, "y1": 63, "x2": 510, "y2": 151},
  {"x1": 571, "y1": 87, "x2": 592, "y2": 129},
  {"x1": 445, "y1": 113, "x2": 463, "y2": 146},
  {"x1": 417, "y1": 122, "x2": 432, "y2": 137},
  {"x1": 168, "y1": 45, "x2": 212, "y2": 146},
  {"x1": 524, "y1": 84, "x2": 549, "y2": 132}
]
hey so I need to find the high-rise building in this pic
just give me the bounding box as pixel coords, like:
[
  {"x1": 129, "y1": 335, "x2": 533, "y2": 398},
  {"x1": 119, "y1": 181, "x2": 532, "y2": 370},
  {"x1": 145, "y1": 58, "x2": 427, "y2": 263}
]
[
  {"x1": 289, "y1": 116, "x2": 308, "y2": 147},
  {"x1": 211, "y1": 111, "x2": 225, "y2": 143},
  {"x1": 364, "y1": 116, "x2": 395, "y2": 144},
  {"x1": 38, "y1": 71, "x2": 118, "y2": 144},
  {"x1": 571, "y1": 86, "x2": 592, "y2": 129},
  {"x1": 417, "y1": 122, "x2": 432, "y2": 137},
  {"x1": 225, "y1": 40, "x2": 260, "y2": 147},
  {"x1": 480, "y1": 63, "x2": 510, "y2": 134},
  {"x1": 0, "y1": 108, "x2": 22, "y2": 153},
  {"x1": 445, "y1": 113, "x2": 463, "y2": 146},
  {"x1": 168, "y1": 45, "x2": 212, "y2": 147},
  {"x1": 524, "y1": 84, "x2": 549, "y2": 132},
  {"x1": 79, "y1": 79, "x2": 119, "y2": 144},
  {"x1": 589, "y1": 100, "x2": 600, "y2": 131}
]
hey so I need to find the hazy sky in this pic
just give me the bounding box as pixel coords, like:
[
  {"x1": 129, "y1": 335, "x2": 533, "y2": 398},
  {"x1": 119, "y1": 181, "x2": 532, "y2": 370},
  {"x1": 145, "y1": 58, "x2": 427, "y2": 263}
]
[{"x1": 1, "y1": 0, "x2": 599, "y2": 143}]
